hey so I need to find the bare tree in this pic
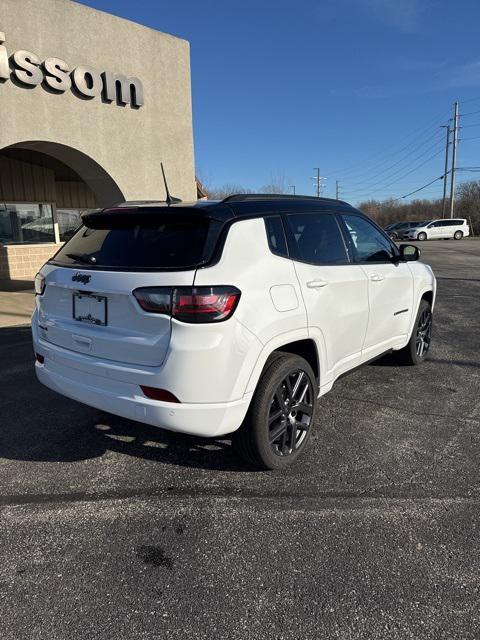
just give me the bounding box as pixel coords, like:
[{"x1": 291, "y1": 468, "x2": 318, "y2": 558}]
[
  {"x1": 206, "y1": 183, "x2": 253, "y2": 200},
  {"x1": 261, "y1": 170, "x2": 290, "y2": 194},
  {"x1": 456, "y1": 180, "x2": 480, "y2": 233}
]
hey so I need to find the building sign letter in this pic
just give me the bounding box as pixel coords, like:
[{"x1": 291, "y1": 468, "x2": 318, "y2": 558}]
[{"x1": 0, "y1": 30, "x2": 144, "y2": 108}]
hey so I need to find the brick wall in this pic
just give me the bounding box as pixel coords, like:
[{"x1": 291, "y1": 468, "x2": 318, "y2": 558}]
[{"x1": 0, "y1": 244, "x2": 61, "y2": 281}]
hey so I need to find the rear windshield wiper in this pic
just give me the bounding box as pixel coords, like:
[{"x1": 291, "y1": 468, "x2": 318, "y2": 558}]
[{"x1": 66, "y1": 253, "x2": 97, "y2": 265}]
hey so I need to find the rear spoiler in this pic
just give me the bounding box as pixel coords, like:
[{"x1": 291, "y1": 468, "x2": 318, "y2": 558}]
[{"x1": 81, "y1": 208, "x2": 223, "y2": 229}]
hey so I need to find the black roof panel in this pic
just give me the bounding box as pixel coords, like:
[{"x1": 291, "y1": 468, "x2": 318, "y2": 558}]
[{"x1": 100, "y1": 195, "x2": 360, "y2": 223}]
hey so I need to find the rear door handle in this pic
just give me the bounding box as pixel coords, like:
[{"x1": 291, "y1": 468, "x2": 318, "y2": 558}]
[
  {"x1": 369, "y1": 274, "x2": 385, "y2": 282},
  {"x1": 306, "y1": 279, "x2": 329, "y2": 289},
  {"x1": 72, "y1": 334, "x2": 92, "y2": 350}
]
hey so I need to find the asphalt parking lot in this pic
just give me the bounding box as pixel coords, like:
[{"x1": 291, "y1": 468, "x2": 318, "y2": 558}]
[{"x1": 1, "y1": 239, "x2": 479, "y2": 639}]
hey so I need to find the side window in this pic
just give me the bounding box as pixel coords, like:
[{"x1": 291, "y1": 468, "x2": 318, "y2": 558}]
[
  {"x1": 341, "y1": 214, "x2": 396, "y2": 263},
  {"x1": 284, "y1": 213, "x2": 348, "y2": 265},
  {"x1": 451, "y1": 219, "x2": 464, "y2": 225},
  {"x1": 264, "y1": 216, "x2": 288, "y2": 258}
]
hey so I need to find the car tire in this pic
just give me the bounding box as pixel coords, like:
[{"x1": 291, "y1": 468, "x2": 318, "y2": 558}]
[
  {"x1": 454, "y1": 230, "x2": 463, "y2": 240},
  {"x1": 233, "y1": 352, "x2": 317, "y2": 470},
  {"x1": 394, "y1": 299, "x2": 432, "y2": 366},
  {"x1": 417, "y1": 232, "x2": 427, "y2": 241}
]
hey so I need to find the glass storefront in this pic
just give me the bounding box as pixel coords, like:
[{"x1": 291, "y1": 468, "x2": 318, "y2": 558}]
[
  {"x1": 0, "y1": 204, "x2": 96, "y2": 244},
  {"x1": 0, "y1": 203, "x2": 55, "y2": 244},
  {"x1": 56, "y1": 208, "x2": 93, "y2": 242}
]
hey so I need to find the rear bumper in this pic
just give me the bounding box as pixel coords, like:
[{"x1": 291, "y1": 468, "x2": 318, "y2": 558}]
[{"x1": 35, "y1": 358, "x2": 252, "y2": 438}]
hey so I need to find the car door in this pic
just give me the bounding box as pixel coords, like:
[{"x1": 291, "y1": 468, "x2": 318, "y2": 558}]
[
  {"x1": 441, "y1": 220, "x2": 456, "y2": 238},
  {"x1": 283, "y1": 211, "x2": 369, "y2": 381},
  {"x1": 426, "y1": 221, "x2": 442, "y2": 238},
  {"x1": 339, "y1": 213, "x2": 414, "y2": 361}
]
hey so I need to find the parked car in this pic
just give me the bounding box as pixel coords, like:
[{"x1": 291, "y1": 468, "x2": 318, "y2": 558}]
[
  {"x1": 32, "y1": 195, "x2": 436, "y2": 469},
  {"x1": 400, "y1": 218, "x2": 470, "y2": 241},
  {"x1": 385, "y1": 220, "x2": 429, "y2": 240}
]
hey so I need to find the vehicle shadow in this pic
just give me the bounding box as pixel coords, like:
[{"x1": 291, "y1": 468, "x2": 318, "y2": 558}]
[
  {"x1": 1, "y1": 401, "x2": 256, "y2": 471},
  {"x1": 91, "y1": 410, "x2": 256, "y2": 472},
  {"x1": 0, "y1": 325, "x2": 258, "y2": 471}
]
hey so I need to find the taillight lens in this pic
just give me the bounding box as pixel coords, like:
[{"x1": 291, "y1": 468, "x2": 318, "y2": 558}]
[
  {"x1": 172, "y1": 287, "x2": 240, "y2": 323},
  {"x1": 133, "y1": 286, "x2": 241, "y2": 323},
  {"x1": 34, "y1": 273, "x2": 45, "y2": 295},
  {"x1": 133, "y1": 287, "x2": 171, "y2": 314}
]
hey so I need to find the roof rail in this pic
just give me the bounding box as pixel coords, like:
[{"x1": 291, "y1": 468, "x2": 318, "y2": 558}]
[{"x1": 221, "y1": 193, "x2": 334, "y2": 203}]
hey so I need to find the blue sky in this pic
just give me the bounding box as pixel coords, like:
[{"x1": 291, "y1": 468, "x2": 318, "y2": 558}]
[{"x1": 80, "y1": 0, "x2": 480, "y2": 203}]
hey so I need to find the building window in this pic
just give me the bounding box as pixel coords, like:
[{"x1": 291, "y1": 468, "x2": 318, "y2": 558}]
[
  {"x1": 0, "y1": 203, "x2": 55, "y2": 244},
  {"x1": 56, "y1": 208, "x2": 95, "y2": 242}
]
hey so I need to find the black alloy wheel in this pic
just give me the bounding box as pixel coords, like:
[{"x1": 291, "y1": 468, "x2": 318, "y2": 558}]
[
  {"x1": 233, "y1": 353, "x2": 317, "y2": 469},
  {"x1": 268, "y1": 369, "x2": 314, "y2": 457},
  {"x1": 415, "y1": 306, "x2": 432, "y2": 358},
  {"x1": 394, "y1": 299, "x2": 433, "y2": 365}
]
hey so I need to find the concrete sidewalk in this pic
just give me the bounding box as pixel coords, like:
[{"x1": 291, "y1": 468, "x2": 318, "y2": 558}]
[{"x1": 0, "y1": 289, "x2": 34, "y2": 327}]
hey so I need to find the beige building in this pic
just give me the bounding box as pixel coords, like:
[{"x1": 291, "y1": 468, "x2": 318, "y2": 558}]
[{"x1": 0, "y1": 0, "x2": 196, "y2": 282}]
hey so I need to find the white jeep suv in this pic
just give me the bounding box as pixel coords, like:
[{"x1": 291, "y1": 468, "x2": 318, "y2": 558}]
[{"x1": 32, "y1": 195, "x2": 436, "y2": 469}]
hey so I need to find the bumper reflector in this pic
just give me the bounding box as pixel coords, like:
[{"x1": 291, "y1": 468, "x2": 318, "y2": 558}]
[
  {"x1": 140, "y1": 386, "x2": 180, "y2": 403},
  {"x1": 35, "y1": 353, "x2": 45, "y2": 364}
]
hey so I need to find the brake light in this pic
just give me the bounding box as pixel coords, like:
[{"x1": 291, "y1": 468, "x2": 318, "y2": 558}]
[
  {"x1": 133, "y1": 286, "x2": 241, "y2": 323},
  {"x1": 140, "y1": 386, "x2": 180, "y2": 402},
  {"x1": 172, "y1": 287, "x2": 240, "y2": 323}
]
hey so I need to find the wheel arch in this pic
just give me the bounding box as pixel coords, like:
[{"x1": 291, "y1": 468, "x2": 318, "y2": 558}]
[
  {"x1": 269, "y1": 339, "x2": 319, "y2": 382},
  {"x1": 421, "y1": 290, "x2": 434, "y2": 307},
  {"x1": 244, "y1": 334, "x2": 322, "y2": 397},
  {"x1": 405, "y1": 287, "x2": 435, "y2": 343}
]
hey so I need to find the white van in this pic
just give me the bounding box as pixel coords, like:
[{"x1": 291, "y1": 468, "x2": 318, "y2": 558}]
[{"x1": 400, "y1": 218, "x2": 470, "y2": 241}]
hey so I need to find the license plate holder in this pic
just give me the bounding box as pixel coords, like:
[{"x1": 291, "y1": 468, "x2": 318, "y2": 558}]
[{"x1": 73, "y1": 292, "x2": 107, "y2": 326}]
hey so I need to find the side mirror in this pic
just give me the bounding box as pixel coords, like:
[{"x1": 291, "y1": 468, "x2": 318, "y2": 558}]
[{"x1": 399, "y1": 244, "x2": 420, "y2": 262}]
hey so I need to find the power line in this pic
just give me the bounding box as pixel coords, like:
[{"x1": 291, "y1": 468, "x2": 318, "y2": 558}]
[
  {"x1": 459, "y1": 109, "x2": 480, "y2": 117},
  {"x1": 327, "y1": 108, "x2": 451, "y2": 179},
  {"x1": 332, "y1": 123, "x2": 446, "y2": 183},
  {"x1": 343, "y1": 128, "x2": 445, "y2": 188},
  {"x1": 344, "y1": 135, "x2": 445, "y2": 191},
  {"x1": 391, "y1": 175, "x2": 445, "y2": 202},
  {"x1": 456, "y1": 96, "x2": 480, "y2": 104},
  {"x1": 343, "y1": 146, "x2": 445, "y2": 197}
]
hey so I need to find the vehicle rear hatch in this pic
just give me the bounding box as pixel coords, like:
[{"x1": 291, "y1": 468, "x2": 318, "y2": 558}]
[{"x1": 37, "y1": 206, "x2": 225, "y2": 367}]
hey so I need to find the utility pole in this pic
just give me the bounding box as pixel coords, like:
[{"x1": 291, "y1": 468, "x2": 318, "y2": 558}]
[
  {"x1": 441, "y1": 124, "x2": 450, "y2": 218},
  {"x1": 449, "y1": 101, "x2": 459, "y2": 218},
  {"x1": 313, "y1": 168, "x2": 326, "y2": 198},
  {"x1": 336, "y1": 180, "x2": 340, "y2": 200},
  {"x1": 289, "y1": 185, "x2": 296, "y2": 195},
  {"x1": 314, "y1": 168, "x2": 320, "y2": 198}
]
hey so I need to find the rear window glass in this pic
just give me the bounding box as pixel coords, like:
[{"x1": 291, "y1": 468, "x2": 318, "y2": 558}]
[
  {"x1": 264, "y1": 216, "x2": 288, "y2": 258},
  {"x1": 284, "y1": 213, "x2": 348, "y2": 265},
  {"x1": 52, "y1": 215, "x2": 222, "y2": 270}
]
